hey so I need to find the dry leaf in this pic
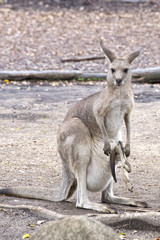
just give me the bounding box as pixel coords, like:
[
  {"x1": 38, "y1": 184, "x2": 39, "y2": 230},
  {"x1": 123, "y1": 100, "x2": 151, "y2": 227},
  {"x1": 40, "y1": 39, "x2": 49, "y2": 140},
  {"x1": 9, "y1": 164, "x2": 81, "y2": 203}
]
[
  {"x1": 132, "y1": 230, "x2": 138, "y2": 235},
  {"x1": 4, "y1": 79, "x2": 9, "y2": 84},
  {"x1": 22, "y1": 233, "x2": 30, "y2": 239},
  {"x1": 119, "y1": 233, "x2": 126, "y2": 239}
]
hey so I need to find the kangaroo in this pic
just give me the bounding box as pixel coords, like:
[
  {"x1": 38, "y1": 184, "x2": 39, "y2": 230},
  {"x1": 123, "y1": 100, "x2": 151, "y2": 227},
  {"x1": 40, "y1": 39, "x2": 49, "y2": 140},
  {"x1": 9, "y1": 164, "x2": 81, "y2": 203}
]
[
  {"x1": 0, "y1": 41, "x2": 147, "y2": 213},
  {"x1": 110, "y1": 141, "x2": 133, "y2": 192}
]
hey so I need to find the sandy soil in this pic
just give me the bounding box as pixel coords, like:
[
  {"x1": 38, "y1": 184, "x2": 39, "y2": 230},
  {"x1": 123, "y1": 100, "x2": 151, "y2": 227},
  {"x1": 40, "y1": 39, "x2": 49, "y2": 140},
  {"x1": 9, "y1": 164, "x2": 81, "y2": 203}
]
[
  {"x1": 0, "y1": 81, "x2": 160, "y2": 240},
  {"x1": 0, "y1": 0, "x2": 160, "y2": 239}
]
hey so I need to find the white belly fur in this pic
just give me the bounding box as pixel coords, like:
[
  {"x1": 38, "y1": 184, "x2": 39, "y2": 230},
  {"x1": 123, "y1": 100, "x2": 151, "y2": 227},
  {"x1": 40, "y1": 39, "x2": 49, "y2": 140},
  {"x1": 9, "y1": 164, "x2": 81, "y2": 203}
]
[
  {"x1": 86, "y1": 137, "x2": 118, "y2": 192},
  {"x1": 86, "y1": 106, "x2": 124, "y2": 192},
  {"x1": 106, "y1": 108, "x2": 124, "y2": 138}
]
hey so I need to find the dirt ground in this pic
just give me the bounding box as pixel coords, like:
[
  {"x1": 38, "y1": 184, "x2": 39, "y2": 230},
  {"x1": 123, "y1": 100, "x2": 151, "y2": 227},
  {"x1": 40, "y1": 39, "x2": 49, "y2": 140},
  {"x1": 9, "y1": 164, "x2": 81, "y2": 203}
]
[
  {"x1": 0, "y1": 81, "x2": 160, "y2": 240},
  {"x1": 0, "y1": 0, "x2": 160, "y2": 240}
]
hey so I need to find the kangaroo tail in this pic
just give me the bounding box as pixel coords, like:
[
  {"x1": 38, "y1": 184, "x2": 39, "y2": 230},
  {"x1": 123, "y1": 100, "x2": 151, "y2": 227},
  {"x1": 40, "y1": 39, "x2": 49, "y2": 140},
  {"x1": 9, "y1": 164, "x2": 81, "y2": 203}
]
[{"x1": 0, "y1": 186, "x2": 61, "y2": 202}]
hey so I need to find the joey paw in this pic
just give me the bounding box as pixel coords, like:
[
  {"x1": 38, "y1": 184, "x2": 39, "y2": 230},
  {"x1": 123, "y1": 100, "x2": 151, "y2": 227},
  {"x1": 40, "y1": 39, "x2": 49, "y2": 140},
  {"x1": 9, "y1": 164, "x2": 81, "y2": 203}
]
[
  {"x1": 103, "y1": 143, "x2": 111, "y2": 156},
  {"x1": 125, "y1": 144, "x2": 130, "y2": 157}
]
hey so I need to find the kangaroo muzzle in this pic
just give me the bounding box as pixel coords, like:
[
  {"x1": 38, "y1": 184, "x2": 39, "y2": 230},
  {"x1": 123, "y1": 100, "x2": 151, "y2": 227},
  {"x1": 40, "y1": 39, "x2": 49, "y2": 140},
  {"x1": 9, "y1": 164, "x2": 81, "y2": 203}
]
[{"x1": 116, "y1": 78, "x2": 123, "y2": 86}]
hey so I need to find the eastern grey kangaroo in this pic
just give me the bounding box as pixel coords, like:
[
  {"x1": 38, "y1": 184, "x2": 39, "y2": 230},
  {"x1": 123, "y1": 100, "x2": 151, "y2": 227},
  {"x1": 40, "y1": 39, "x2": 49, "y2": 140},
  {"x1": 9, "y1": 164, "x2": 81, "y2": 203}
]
[{"x1": 0, "y1": 41, "x2": 147, "y2": 213}]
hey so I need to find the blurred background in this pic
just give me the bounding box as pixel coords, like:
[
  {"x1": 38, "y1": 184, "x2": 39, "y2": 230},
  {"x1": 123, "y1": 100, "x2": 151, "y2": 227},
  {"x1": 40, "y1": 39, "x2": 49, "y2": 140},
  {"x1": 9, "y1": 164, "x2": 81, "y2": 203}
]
[{"x1": 0, "y1": 0, "x2": 160, "y2": 73}]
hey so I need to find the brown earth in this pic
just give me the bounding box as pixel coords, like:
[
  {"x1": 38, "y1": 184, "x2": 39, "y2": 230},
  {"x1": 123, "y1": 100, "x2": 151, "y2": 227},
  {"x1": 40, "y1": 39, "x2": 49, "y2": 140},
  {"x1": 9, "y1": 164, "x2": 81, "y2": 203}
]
[
  {"x1": 0, "y1": 0, "x2": 160, "y2": 240},
  {"x1": 0, "y1": 80, "x2": 160, "y2": 240}
]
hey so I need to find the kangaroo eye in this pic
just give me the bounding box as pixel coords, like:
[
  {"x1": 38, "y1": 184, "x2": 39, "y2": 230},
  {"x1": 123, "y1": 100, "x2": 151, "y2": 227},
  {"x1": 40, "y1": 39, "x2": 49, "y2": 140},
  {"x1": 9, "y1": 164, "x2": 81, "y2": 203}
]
[
  {"x1": 124, "y1": 68, "x2": 129, "y2": 73},
  {"x1": 111, "y1": 68, "x2": 115, "y2": 73}
]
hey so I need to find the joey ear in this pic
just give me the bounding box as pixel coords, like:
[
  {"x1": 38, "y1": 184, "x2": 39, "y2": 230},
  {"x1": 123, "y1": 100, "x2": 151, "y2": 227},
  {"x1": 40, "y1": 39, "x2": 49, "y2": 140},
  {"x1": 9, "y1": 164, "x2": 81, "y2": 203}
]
[
  {"x1": 125, "y1": 50, "x2": 141, "y2": 64},
  {"x1": 100, "y1": 40, "x2": 116, "y2": 62}
]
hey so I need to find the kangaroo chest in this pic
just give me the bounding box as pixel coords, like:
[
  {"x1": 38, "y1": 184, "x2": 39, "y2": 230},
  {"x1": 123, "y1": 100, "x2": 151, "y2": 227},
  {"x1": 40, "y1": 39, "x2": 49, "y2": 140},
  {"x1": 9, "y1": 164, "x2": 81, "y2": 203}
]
[{"x1": 104, "y1": 93, "x2": 134, "y2": 136}]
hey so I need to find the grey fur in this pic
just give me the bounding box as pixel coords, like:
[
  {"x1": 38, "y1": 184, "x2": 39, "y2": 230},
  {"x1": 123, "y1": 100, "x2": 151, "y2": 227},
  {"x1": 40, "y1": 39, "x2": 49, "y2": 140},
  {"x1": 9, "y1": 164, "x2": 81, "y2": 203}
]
[{"x1": 0, "y1": 43, "x2": 147, "y2": 212}]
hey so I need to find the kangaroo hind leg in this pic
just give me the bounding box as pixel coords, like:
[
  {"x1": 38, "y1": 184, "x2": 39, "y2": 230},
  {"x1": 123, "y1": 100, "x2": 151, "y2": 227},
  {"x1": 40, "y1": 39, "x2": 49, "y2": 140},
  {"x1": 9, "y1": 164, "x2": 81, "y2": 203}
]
[
  {"x1": 101, "y1": 180, "x2": 148, "y2": 208},
  {"x1": 76, "y1": 164, "x2": 116, "y2": 213},
  {"x1": 58, "y1": 118, "x2": 116, "y2": 213}
]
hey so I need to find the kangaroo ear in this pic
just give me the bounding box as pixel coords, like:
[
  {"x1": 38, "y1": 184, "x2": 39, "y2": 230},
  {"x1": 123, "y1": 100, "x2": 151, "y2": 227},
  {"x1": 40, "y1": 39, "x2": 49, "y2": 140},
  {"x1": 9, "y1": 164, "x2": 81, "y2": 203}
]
[
  {"x1": 100, "y1": 40, "x2": 116, "y2": 62},
  {"x1": 125, "y1": 50, "x2": 141, "y2": 64}
]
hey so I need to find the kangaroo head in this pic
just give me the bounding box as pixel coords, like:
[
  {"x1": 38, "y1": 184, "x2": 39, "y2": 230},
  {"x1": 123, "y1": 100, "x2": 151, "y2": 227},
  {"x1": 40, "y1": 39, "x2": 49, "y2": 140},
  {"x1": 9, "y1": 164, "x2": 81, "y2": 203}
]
[{"x1": 100, "y1": 40, "x2": 140, "y2": 87}]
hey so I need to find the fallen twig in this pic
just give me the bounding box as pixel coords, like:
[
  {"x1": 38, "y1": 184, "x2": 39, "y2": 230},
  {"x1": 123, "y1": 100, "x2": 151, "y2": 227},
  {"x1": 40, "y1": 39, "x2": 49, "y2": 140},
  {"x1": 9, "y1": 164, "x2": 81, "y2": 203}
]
[{"x1": 60, "y1": 55, "x2": 105, "y2": 62}]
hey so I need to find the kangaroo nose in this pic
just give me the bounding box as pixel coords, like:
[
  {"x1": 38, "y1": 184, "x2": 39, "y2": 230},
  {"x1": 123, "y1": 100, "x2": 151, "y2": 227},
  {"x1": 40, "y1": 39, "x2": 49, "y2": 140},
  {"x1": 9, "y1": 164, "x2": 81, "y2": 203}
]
[{"x1": 116, "y1": 78, "x2": 122, "y2": 86}]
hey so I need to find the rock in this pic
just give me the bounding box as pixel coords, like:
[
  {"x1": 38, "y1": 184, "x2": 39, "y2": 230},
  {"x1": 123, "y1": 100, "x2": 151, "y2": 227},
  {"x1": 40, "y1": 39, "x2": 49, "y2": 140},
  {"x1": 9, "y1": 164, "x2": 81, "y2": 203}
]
[{"x1": 31, "y1": 216, "x2": 118, "y2": 240}]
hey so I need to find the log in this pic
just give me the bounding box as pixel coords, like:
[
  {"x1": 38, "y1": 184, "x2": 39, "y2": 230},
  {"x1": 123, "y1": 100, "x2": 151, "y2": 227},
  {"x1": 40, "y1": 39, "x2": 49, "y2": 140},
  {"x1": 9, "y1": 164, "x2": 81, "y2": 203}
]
[
  {"x1": 0, "y1": 70, "x2": 83, "y2": 81},
  {"x1": 132, "y1": 66, "x2": 160, "y2": 83},
  {"x1": 0, "y1": 70, "x2": 106, "y2": 81},
  {"x1": 0, "y1": 67, "x2": 160, "y2": 83}
]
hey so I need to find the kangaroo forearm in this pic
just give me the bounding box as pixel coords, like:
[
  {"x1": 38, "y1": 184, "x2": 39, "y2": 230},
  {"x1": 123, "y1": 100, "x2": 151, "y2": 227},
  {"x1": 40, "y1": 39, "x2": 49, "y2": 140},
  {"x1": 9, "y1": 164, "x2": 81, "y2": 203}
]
[
  {"x1": 124, "y1": 113, "x2": 130, "y2": 142},
  {"x1": 96, "y1": 118, "x2": 111, "y2": 155},
  {"x1": 124, "y1": 114, "x2": 131, "y2": 156}
]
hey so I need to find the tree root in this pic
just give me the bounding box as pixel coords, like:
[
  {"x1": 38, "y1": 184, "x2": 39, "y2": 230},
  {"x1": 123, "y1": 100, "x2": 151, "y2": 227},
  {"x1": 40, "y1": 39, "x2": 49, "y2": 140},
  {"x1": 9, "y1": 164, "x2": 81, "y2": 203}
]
[
  {"x1": 88, "y1": 211, "x2": 160, "y2": 230},
  {"x1": 0, "y1": 204, "x2": 63, "y2": 220},
  {"x1": 0, "y1": 203, "x2": 160, "y2": 230}
]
